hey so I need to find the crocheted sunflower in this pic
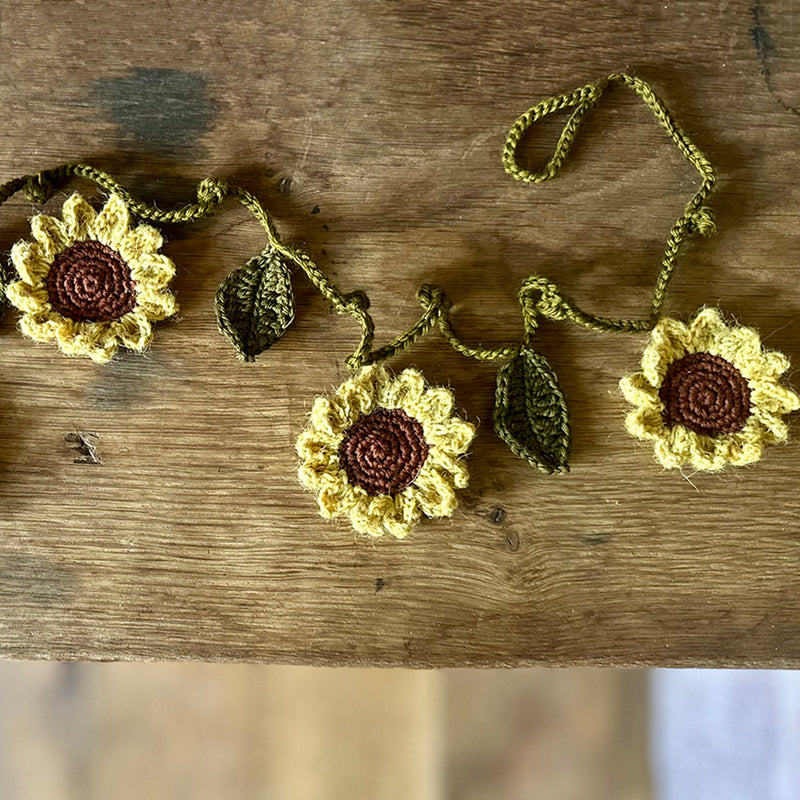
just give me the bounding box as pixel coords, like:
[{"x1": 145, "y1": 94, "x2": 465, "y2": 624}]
[
  {"x1": 5, "y1": 192, "x2": 177, "y2": 363},
  {"x1": 296, "y1": 365, "x2": 476, "y2": 538},
  {"x1": 620, "y1": 307, "x2": 799, "y2": 471}
]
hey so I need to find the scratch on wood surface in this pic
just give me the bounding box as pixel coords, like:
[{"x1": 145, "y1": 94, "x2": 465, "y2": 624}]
[{"x1": 65, "y1": 433, "x2": 102, "y2": 465}]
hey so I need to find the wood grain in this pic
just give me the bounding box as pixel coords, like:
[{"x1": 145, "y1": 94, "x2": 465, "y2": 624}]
[{"x1": 0, "y1": 0, "x2": 799, "y2": 665}]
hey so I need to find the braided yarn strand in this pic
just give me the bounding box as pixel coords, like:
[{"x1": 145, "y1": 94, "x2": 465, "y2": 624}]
[
  {"x1": 503, "y1": 72, "x2": 716, "y2": 336},
  {"x1": 0, "y1": 73, "x2": 715, "y2": 370}
]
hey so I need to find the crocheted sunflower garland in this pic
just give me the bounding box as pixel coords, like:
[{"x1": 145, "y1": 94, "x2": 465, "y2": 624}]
[
  {"x1": 620, "y1": 308, "x2": 799, "y2": 471},
  {"x1": 5, "y1": 192, "x2": 176, "y2": 363},
  {"x1": 296, "y1": 365, "x2": 475, "y2": 539},
  {"x1": 0, "y1": 73, "x2": 791, "y2": 538}
]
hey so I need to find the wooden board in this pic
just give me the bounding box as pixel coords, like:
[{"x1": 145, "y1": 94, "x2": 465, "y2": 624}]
[{"x1": 0, "y1": 0, "x2": 799, "y2": 666}]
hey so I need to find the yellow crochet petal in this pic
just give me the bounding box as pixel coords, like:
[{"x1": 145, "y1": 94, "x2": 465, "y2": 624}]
[
  {"x1": 624, "y1": 405, "x2": 666, "y2": 441},
  {"x1": 619, "y1": 371, "x2": 659, "y2": 406},
  {"x1": 348, "y1": 492, "x2": 421, "y2": 539},
  {"x1": 347, "y1": 364, "x2": 391, "y2": 400},
  {"x1": 332, "y1": 369, "x2": 383, "y2": 421},
  {"x1": 5, "y1": 281, "x2": 49, "y2": 314},
  {"x1": 55, "y1": 322, "x2": 118, "y2": 363},
  {"x1": 296, "y1": 429, "x2": 339, "y2": 462},
  {"x1": 306, "y1": 396, "x2": 353, "y2": 439},
  {"x1": 686, "y1": 307, "x2": 728, "y2": 352},
  {"x1": 755, "y1": 350, "x2": 792, "y2": 380},
  {"x1": 641, "y1": 317, "x2": 691, "y2": 384},
  {"x1": 18, "y1": 313, "x2": 58, "y2": 343},
  {"x1": 9, "y1": 240, "x2": 50, "y2": 285},
  {"x1": 653, "y1": 426, "x2": 703, "y2": 469},
  {"x1": 425, "y1": 448, "x2": 469, "y2": 488},
  {"x1": 380, "y1": 368, "x2": 425, "y2": 409},
  {"x1": 422, "y1": 417, "x2": 475, "y2": 454},
  {"x1": 133, "y1": 286, "x2": 178, "y2": 320},
  {"x1": 715, "y1": 432, "x2": 763, "y2": 468},
  {"x1": 316, "y1": 475, "x2": 362, "y2": 518},
  {"x1": 118, "y1": 225, "x2": 164, "y2": 262},
  {"x1": 413, "y1": 466, "x2": 458, "y2": 518},
  {"x1": 418, "y1": 386, "x2": 455, "y2": 423},
  {"x1": 749, "y1": 406, "x2": 790, "y2": 445},
  {"x1": 713, "y1": 326, "x2": 765, "y2": 370},
  {"x1": 749, "y1": 380, "x2": 800, "y2": 416},
  {"x1": 30, "y1": 213, "x2": 70, "y2": 258},
  {"x1": 348, "y1": 494, "x2": 391, "y2": 537},
  {"x1": 109, "y1": 315, "x2": 153, "y2": 351},
  {"x1": 297, "y1": 451, "x2": 342, "y2": 494},
  {"x1": 61, "y1": 193, "x2": 97, "y2": 240},
  {"x1": 90, "y1": 194, "x2": 131, "y2": 248},
  {"x1": 383, "y1": 493, "x2": 423, "y2": 539},
  {"x1": 128, "y1": 253, "x2": 175, "y2": 288}
]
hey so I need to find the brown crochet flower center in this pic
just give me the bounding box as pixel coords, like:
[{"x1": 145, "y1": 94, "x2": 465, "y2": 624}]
[
  {"x1": 47, "y1": 240, "x2": 137, "y2": 322},
  {"x1": 659, "y1": 351, "x2": 751, "y2": 436},
  {"x1": 338, "y1": 407, "x2": 429, "y2": 496}
]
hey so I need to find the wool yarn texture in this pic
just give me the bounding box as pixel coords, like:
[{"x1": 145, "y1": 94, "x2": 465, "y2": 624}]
[
  {"x1": 620, "y1": 307, "x2": 799, "y2": 471},
  {"x1": 5, "y1": 192, "x2": 177, "y2": 363},
  {"x1": 296, "y1": 365, "x2": 475, "y2": 539},
  {"x1": 0, "y1": 72, "x2": 793, "y2": 542}
]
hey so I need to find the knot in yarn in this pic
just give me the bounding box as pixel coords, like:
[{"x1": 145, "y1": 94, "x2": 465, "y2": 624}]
[
  {"x1": 195, "y1": 178, "x2": 229, "y2": 208},
  {"x1": 518, "y1": 276, "x2": 568, "y2": 333},
  {"x1": 344, "y1": 289, "x2": 370, "y2": 312},
  {"x1": 687, "y1": 205, "x2": 716, "y2": 236},
  {"x1": 416, "y1": 284, "x2": 447, "y2": 311},
  {"x1": 23, "y1": 173, "x2": 56, "y2": 205}
]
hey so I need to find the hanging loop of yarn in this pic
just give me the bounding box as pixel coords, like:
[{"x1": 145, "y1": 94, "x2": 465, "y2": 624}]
[{"x1": 502, "y1": 72, "x2": 717, "y2": 340}]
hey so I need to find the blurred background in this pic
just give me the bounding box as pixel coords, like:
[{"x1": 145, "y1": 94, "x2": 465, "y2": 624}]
[
  {"x1": 0, "y1": 663, "x2": 648, "y2": 799},
  {"x1": 3, "y1": 664, "x2": 795, "y2": 799},
  {"x1": 0, "y1": 662, "x2": 800, "y2": 800}
]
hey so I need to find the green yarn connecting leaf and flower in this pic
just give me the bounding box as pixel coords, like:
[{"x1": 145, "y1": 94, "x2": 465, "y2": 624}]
[{"x1": 0, "y1": 72, "x2": 785, "y2": 542}]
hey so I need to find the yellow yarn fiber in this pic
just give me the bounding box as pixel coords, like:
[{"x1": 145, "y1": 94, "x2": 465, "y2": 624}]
[
  {"x1": 620, "y1": 307, "x2": 800, "y2": 471},
  {"x1": 296, "y1": 365, "x2": 476, "y2": 539},
  {"x1": 5, "y1": 193, "x2": 177, "y2": 363}
]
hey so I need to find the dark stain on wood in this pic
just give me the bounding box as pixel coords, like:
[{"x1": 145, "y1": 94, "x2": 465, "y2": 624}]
[
  {"x1": 376, "y1": 577, "x2": 386, "y2": 592},
  {"x1": 583, "y1": 531, "x2": 612, "y2": 545},
  {"x1": 0, "y1": 553, "x2": 73, "y2": 606},
  {"x1": 750, "y1": 1, "x2": 774, "y2": 76},
  {"x1": 86, "y1": 352, "x2": 159, "y2": 410},
  {"x1": 749, "y1": 2, "x2": 800, "y2": 116},
  {"x1": 87, "y1": 67, "x2": 218, "y2": 157}
]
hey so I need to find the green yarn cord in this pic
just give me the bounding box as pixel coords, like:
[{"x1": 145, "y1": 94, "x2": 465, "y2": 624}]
[
  {"x1": 0, "y1": 73, "x2": 715, "y2": 368},
  {"x1": 504, "y1": 72, "x2": 716, "y2": 335}
]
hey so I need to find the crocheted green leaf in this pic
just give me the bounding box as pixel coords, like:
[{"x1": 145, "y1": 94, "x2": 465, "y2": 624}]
[
  {"x1": 215, "y1": 248, "x2": 294, "y2": 361},
  {"x1": 493, "y1": 348, "x2": 570, "y2": 474}
]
